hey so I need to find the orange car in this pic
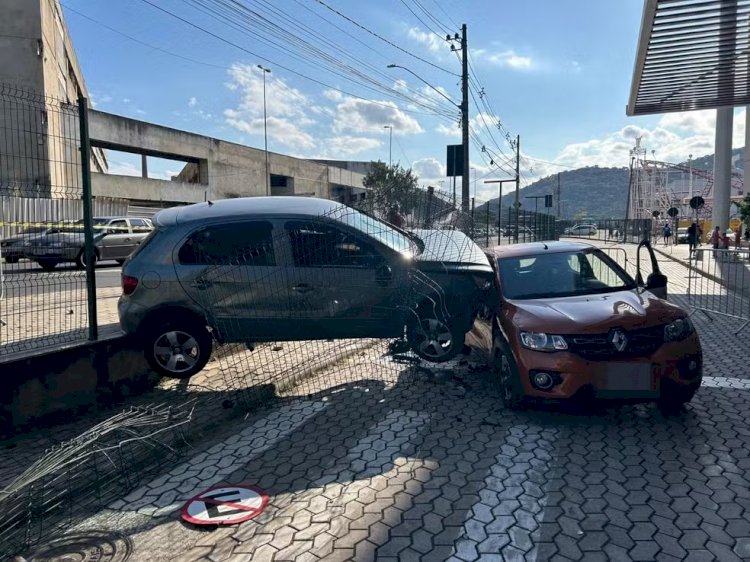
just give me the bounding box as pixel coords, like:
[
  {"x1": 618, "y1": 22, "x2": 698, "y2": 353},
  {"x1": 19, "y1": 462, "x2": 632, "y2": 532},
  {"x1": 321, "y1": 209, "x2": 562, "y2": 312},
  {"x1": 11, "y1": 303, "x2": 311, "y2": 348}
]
[{"x1": 481, "y1": 241, "x2": 702, "y2": 411}]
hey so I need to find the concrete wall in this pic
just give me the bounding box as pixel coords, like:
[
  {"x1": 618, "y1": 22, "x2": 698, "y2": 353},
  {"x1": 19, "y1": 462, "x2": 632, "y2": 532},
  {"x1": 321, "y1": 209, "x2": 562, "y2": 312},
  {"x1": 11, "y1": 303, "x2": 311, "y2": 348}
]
[
  {"x1": 0, "y1": 335, "x2": 157, "y2": 429},
  {"x1": 0, "y1": 0, "x2": 44, "y2": 92},
  {"x1": 92, "y1": 173, "x2": 208, "y2": 204},
  {"x1": 89, "y1": 110, "x2": 367, "y2": 204},
  {"x1": 0, "y1": 0, "x2": 105, "y2": 200}
]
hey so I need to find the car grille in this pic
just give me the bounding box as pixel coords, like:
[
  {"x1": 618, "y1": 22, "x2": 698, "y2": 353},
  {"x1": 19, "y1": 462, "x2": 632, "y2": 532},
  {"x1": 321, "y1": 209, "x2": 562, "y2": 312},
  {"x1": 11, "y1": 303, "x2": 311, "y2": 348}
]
[{"x1": 564, "y1": 325, "x2": 665, "y2": 360}]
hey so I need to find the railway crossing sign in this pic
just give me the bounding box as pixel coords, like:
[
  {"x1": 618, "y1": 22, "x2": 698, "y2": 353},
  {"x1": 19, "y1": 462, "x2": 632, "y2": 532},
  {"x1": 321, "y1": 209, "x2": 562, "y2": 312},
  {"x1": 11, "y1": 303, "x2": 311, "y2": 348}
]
[{"x1": 181, "y1": 484, "x2": 268, "y2": 525}]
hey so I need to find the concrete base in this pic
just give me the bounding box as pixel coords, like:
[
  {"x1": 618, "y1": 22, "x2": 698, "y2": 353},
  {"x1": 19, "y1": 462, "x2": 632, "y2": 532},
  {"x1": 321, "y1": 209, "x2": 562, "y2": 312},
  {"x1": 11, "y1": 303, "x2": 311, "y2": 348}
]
[{"x1": 0, "y1": 333, "x2": 157, "y2": 431}]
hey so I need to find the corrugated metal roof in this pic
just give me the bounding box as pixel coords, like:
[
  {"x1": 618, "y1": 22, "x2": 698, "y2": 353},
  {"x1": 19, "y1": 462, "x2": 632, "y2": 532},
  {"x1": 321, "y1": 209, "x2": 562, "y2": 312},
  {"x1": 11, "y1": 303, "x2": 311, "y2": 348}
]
[{"x1": 628, "y1": 0, "x2": 750, "y2": 116}]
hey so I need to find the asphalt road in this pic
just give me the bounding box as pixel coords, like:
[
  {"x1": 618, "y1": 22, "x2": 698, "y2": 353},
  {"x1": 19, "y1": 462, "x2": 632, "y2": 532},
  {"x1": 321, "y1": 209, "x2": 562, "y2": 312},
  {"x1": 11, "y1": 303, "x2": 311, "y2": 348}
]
[{"x1": 1, "y1": 258, "x2": 122, "y2": 296}]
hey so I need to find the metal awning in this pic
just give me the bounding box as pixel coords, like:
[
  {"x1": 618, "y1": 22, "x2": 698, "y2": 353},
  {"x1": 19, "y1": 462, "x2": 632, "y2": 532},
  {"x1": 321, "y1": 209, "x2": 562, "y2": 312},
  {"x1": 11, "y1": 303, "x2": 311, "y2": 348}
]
[{"x1": 628, "y1": 0, "x2": 750, "y2": 116}]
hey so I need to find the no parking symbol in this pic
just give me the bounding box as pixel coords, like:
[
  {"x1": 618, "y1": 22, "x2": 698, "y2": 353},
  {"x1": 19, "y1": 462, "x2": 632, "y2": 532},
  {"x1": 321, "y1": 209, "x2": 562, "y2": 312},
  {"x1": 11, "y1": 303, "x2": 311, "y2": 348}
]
[{"x1": 181, "y1": 484, "x2": 268, "y2": 525}]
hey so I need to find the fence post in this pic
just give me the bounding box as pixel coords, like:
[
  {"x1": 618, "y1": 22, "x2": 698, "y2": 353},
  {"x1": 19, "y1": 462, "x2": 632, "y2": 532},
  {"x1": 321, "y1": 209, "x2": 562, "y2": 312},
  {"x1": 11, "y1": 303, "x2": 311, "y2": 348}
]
[
  {"x1": 470, "y1": 197, "x2": 475, "y2": 239},
  {"x1": 485, "y1": 205, "x2": 490, "y2": 247},
  {"x1": 78, "y1": 97, "x2": 98, "y2": 341},
  {"x1": 424, "y1": 185, "x2": 434, "y2": 229}
]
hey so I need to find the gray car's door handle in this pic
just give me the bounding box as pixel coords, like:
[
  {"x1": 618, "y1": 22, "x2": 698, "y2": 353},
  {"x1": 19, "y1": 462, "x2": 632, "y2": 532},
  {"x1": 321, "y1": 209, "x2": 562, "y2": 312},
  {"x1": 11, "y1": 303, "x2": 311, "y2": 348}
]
[
  {"x1": 190, "y1": 278, "x2": 212, "y2": 290},
  {"x1": 124, "y1": 238, "x2": 131, "y2": 242},
  {"x1": 292, "y1": 283, "x2": 313, "y2": 294}
]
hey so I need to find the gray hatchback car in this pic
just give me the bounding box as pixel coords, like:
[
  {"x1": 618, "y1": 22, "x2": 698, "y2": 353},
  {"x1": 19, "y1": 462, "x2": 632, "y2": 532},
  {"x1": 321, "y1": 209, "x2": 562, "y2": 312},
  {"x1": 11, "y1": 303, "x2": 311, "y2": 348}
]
[{"x1": 119, "y1": 197, "x2": 494, "y2": 378}]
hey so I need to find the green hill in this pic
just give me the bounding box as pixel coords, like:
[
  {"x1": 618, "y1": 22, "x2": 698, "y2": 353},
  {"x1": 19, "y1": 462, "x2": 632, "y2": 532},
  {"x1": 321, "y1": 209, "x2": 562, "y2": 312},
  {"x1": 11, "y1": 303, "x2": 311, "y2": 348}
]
[{"x1": 479, "y1": 166, "x2": 630, "y2": 220}]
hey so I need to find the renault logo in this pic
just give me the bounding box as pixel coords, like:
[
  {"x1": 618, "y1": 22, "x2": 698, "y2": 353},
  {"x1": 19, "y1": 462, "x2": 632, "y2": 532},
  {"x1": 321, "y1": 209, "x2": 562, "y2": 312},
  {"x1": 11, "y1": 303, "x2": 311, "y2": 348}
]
[{"x1": 611, "y1": 330, "x2": 628, "y2": 352}]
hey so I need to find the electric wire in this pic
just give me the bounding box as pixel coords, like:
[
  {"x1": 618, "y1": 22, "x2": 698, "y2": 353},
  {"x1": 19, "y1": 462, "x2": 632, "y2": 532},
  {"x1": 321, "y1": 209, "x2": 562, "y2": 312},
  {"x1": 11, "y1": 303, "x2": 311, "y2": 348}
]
[
  {"x1": 312, "y1": 0, "x2": 457, "y2": 76},
  {"x1": 133, "y1": 0, "x2": 453, "y2": 118}
]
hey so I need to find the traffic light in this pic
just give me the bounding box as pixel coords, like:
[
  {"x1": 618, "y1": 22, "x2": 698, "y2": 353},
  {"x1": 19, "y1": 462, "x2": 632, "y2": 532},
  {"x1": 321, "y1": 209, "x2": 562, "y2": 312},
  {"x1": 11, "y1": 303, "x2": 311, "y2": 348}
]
[{"x1": 544, "y1": 194, "x2": 553, "y2": 208}]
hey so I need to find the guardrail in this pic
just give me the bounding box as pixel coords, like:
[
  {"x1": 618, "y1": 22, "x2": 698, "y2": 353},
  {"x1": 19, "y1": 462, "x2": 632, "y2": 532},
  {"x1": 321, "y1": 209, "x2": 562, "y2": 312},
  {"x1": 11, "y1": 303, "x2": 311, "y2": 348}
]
[{"x1": 687, "y1": 247, "x2": 750, "y2": 332}]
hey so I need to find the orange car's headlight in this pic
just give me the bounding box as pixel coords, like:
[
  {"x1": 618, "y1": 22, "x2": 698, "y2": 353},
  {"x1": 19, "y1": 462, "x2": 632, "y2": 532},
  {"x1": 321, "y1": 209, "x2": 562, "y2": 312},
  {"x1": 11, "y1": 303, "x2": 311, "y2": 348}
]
[{"x1": 519, "y1": 332, "x2": 568, "y2": 352}]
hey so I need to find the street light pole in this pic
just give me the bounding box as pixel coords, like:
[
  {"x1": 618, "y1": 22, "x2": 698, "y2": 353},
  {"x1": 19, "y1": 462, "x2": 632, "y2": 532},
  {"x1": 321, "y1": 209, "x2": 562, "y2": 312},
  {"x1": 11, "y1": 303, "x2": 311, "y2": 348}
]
[
  {"x1": 383, "y1": 125, "x2": 392, "y2": 167},
  {"x1": 257, "y1": 64, "x2": 271, "y2": 196},
  {"x1": 485, "y1": 177, "x2": 516, "y2": 245}
]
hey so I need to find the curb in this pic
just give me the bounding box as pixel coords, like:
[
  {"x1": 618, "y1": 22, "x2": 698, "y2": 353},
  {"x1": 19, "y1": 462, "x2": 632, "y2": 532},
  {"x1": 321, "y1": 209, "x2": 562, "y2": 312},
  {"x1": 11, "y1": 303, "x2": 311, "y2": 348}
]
[{"x1": 652, "y1": 246, "x2": 727, "y2": 287}]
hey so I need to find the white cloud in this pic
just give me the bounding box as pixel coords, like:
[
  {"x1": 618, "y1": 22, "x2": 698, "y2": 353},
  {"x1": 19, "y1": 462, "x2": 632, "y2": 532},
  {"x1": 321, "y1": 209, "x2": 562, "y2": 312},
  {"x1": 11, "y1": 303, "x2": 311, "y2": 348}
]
[
  {"x1": 412, "y1": 157, "x2": 444, "y2": 179},
  {"x1": 332, "y1": 97, "x2": 423, "y2": 135},
  {"x1": 473, "y1": 48, "x2": 534, "y2": 70},
  {"x1": 326, "y1": 136, "x2": 381, "y2": 157},
  {"x1": 323, "y1": 89, "x2": 343, "y2": 102},
  {"x1": 122, "y1": 98, "x2": 131, "y2": 104},
  {"x1": 407, "y1": 27, "x2": 446, "y2": 53},
  {"x1": 224, "y1": 63, "x2": 317, "y2": 150},
  {"x1": 188, "y1": 97, "x2": 198, "y2": 108},
  {"x1": 509, "y1": 108, "x2": 749, "y2": 191},
  {"x1": 436, "y1": 122, "x2": 460, "y2": 137},
  {"x1": 107, "y1": 161, "x2": 140, "y2": 177}
]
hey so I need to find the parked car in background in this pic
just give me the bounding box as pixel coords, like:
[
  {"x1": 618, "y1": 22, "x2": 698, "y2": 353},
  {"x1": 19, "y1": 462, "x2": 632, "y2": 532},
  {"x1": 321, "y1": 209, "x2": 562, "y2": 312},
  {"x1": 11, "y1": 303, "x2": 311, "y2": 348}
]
[
  {"x1": 676, "y1": 228, "x2": 689, "y2": 244},
  {"x1": 118, "y1": 197, "x2": 495, "y2": 378},
  {"x1": 1, "y1": 225, "x2": 55, "y2": 263},
  {"x1": 478, "y1": 240, "x2": 701, "y2": 412},
  {"x1": 564, "y1": 224, "x2": 598, "y2": 236},
  {"x1": 28, "y1": 217, "x2": 153, "y2": 270},
  {"x1": 503, "y1": 226, "x2": 535, "y2": 240}
]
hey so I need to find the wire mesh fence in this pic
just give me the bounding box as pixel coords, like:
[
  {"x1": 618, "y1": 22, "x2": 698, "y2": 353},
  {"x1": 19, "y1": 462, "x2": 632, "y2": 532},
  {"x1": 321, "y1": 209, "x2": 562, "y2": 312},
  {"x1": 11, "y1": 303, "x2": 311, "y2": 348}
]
[
  {"x1": 0, "y1": 85, "x2": 102, "y2": 358},
  {"x1": 0, "y1": 184, "x2": 560, "y2": 556},
  {"x1": 687, "y1": 247, "x2": 750, "y2": 330}
]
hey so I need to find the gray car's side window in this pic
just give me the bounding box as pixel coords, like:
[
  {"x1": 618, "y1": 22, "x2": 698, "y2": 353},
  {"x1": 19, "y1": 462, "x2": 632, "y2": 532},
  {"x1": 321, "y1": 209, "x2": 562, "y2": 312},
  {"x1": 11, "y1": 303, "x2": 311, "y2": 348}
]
[
  {"x1": 179, "y1": 221, "x2": 276, "y2": 266},
  {"x1": 129, "y1": 218, "x2": 150, "y2": 232},
  {"x1": 107, "y1": 219, "x2": 128, "y2": 234},
  {"x1": 285, "y1": 221, "x2": 381, "y2": 268}
]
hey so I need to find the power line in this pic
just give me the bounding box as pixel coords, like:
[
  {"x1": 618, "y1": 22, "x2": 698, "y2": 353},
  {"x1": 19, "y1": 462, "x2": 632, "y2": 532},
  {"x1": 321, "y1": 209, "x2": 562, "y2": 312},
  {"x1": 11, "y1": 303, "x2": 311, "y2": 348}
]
[
  {"x1": 62, "y1": 4, "x2": 228, "y2": 70},
  {"x1": 312, "y1": 0, "x2": 457, "y2": 76},
  {"x1": 134, "y1": 0, "x2": 452, "y2": 118},
  {"x1": 427, "y1": 0, "x2": 459, "y2": 29},
  {"x1": 398, "y1": 0, "x2": 448, "y2": 39},
  {"x1": 182, "y1": 0, "x2": 457, "y2": 118}
]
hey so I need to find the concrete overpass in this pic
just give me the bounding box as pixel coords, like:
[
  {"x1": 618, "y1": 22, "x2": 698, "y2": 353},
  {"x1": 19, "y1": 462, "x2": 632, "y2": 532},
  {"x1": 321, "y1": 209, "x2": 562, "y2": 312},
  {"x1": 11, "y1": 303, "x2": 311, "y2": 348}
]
[{"x1": 88, "y1": 110, "x2": 367, "y2": 207}]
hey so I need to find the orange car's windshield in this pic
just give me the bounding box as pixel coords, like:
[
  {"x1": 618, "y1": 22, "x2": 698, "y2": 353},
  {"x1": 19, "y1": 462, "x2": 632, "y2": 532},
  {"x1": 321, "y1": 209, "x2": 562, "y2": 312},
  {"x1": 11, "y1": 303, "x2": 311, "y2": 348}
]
[{"x1": 498, "y1": 249, "x2": 636, "y2": 300}]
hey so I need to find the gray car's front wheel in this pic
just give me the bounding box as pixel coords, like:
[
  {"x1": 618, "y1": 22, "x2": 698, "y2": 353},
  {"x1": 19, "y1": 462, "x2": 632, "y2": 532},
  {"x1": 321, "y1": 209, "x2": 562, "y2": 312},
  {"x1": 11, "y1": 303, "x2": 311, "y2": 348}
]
[
  {"x1": 75, "y1": 249, "x2": 98, "y2": 270},
  {"x1": 144, "y1": 321, "x2": 212, "y2": 378},
  {"x1": 406, "y1": 306, "x2": 464, "y2": 363}
]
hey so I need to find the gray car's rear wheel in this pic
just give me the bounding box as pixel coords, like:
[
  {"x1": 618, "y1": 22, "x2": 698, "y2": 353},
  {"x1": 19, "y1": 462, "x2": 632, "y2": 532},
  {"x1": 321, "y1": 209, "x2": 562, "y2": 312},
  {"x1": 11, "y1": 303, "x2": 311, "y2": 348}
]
[{"x1": 144, "y1": 321, "x2": 212, "y2": 378}]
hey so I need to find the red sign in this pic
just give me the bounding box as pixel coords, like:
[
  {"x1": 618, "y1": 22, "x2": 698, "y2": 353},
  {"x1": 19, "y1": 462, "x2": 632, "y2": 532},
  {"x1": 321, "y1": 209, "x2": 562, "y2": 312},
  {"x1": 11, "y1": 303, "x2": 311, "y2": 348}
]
[{"x1": 181, "y1": 484, "x2": 268, "y2": 525}]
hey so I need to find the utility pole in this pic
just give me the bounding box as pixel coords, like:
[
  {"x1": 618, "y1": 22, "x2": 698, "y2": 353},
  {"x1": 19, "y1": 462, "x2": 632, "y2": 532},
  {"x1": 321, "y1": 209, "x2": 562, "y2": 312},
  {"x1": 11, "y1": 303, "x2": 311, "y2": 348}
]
[
  {"x1": 257, "y1": 64, "x2": 271, "y2": 196},
  {"x1": 460, "y1": 24, "x2": 470, "y2": 213},
  {"x1": 514, "y1": 134, "x2": 520, "y2": 242},
  {"x1": 556, "y1": 172, "x2": 561, "y2": 218}
]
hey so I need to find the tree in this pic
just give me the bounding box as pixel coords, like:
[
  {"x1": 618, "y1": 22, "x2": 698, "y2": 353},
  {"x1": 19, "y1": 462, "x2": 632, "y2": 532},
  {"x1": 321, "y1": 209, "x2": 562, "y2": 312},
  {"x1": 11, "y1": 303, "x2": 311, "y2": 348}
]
[{"x1": 362, "y1": 161, "x2": 419, "y2": 220}]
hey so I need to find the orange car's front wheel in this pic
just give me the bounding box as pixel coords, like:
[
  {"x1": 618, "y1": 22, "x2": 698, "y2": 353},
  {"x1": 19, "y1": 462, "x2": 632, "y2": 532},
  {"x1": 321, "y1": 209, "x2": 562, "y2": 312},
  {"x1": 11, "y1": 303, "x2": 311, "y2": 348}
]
[{"x1": 492, "y1": 336, "x2": 524, "y2": 410}]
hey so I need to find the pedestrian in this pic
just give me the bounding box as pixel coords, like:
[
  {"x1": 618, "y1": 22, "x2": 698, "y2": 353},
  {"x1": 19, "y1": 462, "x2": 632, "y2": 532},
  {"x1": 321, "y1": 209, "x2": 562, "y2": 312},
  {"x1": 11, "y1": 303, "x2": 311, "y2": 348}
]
[
  {"x1": 698, "y1": 224, "x2": 704, "y2": 246},
  {"x1": 687, "y1": 221, "x2": 698, "y2": 254},
  {"x1": 735, "y1": 228, "x2": 741, "y2": 248},
  {"x1": 745, "y1": 227, "x2": 750, "y2": 243},
  {"x1": 710, "y1": 225, "x2": 721, "y2": 249},
  {"x1": 721, "y1": 231, "x2": 731, "y2": 250},
  {"x1": 662, "y1": 222, "x2": 672, "y2": 246}
]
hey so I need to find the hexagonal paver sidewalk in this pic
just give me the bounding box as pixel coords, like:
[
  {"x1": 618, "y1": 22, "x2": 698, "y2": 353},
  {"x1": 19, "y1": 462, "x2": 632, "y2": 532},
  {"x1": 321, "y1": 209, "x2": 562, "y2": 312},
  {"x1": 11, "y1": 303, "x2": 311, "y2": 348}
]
[{"x1": 15, "y1": 242, "x2": 750, "y2": 561}]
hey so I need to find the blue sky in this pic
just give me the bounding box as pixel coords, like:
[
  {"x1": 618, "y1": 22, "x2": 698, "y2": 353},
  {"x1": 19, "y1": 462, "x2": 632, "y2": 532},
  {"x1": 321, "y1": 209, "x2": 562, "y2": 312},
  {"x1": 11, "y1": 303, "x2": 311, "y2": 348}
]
[{"x1": 61, "y1": 0, "x2": 741, "y2": 201}]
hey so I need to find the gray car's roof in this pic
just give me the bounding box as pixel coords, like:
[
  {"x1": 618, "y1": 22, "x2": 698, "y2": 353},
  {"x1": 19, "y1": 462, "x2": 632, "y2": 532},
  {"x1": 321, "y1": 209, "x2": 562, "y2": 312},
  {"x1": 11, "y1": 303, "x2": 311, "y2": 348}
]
[{"x1": 153, "y1": 197, "x2": 345, "y2": 227}]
